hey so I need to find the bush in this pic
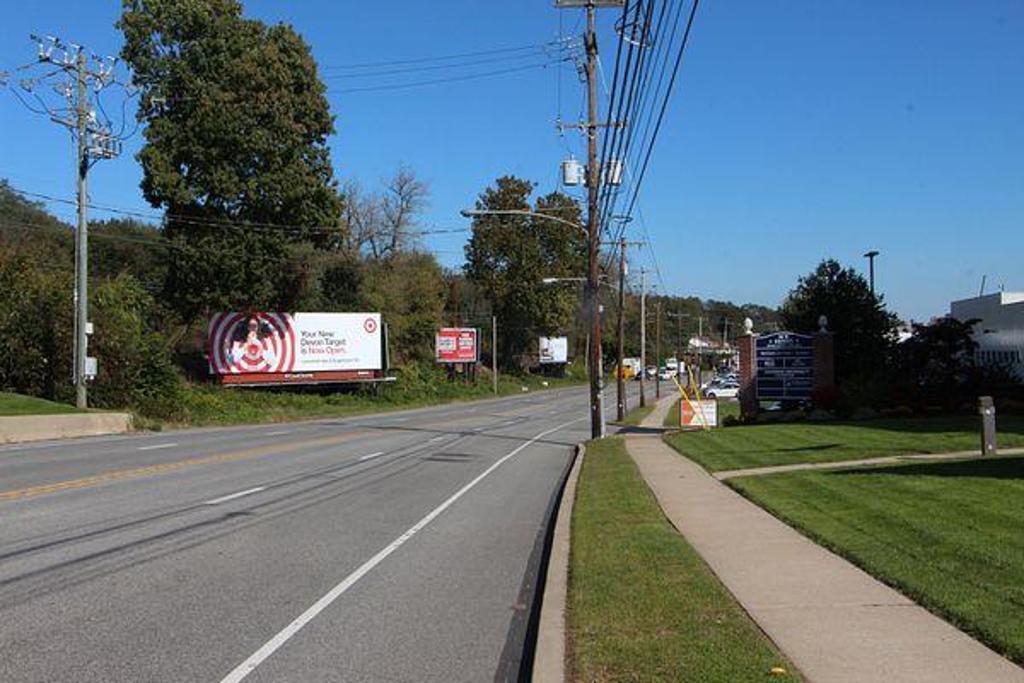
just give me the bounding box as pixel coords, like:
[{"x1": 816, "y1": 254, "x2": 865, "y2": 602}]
[{"x1": 89, "y1": 275, "x2": 184, "y2": 418}]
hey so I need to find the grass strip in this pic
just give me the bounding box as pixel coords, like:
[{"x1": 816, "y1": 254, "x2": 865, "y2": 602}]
[
  {"x1": 730, "y1": 456, "x2": 1024, "y2": 665},
  {"x1": 612, "y1": 404, "x2": 655, "y2": 427},
  {"x1": 0, "y1": 392, "x2": 83, "y2": 416},
  {"x1": 569, "y1": 437, "x2": 801, "y2": 682},
  {"x1": 665, "y1": 415, "x2": 1024, "y2": 472}
]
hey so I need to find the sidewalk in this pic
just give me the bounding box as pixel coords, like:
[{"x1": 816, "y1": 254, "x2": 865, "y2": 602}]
[
  {"x1": 638, "y1": 392, "x2": 676, "y2": 429},
  {"x1": 714, "y1": 446, "x2": 1024, "y2": 481},
  {"x1": 625, "y1": 436, "x2": 1024, "y2": 683}
]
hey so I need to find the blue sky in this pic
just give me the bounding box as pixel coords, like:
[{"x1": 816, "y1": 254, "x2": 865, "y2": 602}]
[{"x1": 1, "y1": 1, "x2": 1021, "y2": 322}]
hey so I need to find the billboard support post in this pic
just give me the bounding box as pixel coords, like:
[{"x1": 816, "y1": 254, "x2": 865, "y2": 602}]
[{"x1": 492, "y1": 316, "x2": 498, "y2": 395}]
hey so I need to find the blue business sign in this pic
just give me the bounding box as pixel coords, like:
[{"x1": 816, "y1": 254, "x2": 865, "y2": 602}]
[{"x1": 755, "y1": 332, "x2": 814, "y2": 400}]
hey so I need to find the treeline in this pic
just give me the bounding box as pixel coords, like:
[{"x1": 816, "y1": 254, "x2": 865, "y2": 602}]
[
  {"x1": 0, "y1": 0, "x2": 782, "y2": 419},
  {"x1": 777, "y1": 259, "x2": 1022, "y2": 416}
]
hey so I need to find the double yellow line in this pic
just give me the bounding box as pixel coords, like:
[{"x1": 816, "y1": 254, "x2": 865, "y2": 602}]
[{"x1": 0, "y1": 430, "x2": 373, "y2": 503}]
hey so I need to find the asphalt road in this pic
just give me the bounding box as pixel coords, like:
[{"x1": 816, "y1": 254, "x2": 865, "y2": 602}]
[{"x1": 0, "y1": 383, "x2": 642, "y2": 682}]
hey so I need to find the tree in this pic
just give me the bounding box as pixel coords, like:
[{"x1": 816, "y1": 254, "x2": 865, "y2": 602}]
[
  {"x1": 464, "y1": 176, "x2": 586, "y2": 367},
  {"x1": 360, "y1": 252, "x2": 447, "y2": 364},
  {"x1": 781, "y1": 259, "x2": 898, "y2": 382},
  {"x1": 340, "y1": 167, "x2": 429, "y2": 259},
  {"x1": 119, "y1": 0, "x2": 344, "y2": 321}
]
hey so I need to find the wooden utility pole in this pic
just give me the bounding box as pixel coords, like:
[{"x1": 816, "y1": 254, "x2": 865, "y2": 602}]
[
  {"x1": 655, "y1": 301, "x2": 662, "y2": 399},
  {"x1": 74, "y1": 50, "x2": 89, "y2": 409},
  {"x1": 639, "y1": 268, "x2": 647, "y2": 407},
  {"x1": 492, "y1": 315, "x2": 498, "y2": 395},
  {"x1": 584, "y1": 1, "x2": 604, "y2": 437},
  {"x1": 616, "y1": 237, "x2": 626, "y2": 421}
]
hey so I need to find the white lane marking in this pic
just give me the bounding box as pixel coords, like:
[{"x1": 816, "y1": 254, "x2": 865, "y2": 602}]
[
  {"x1": 204, "y1": 487, "x2": 266, "y2": 506},
  {"x1": 358, "y1": 451, "x2": 384, "y2": 461},
  {"x1": 391, "y1": 417, "x2": 409, "y2": 423},
  {"x1": 265, "y1": 430, "x2": 291, "y2": 436},
  {"x1": 218, "y1": 415, "x2": 585, "y2": 683},
  {"x1": 428, "y1": 436, "x2": 445, "y2": 442},
  {"x1": 137, "y1": 443, "x2": 177, "y2": 451}
]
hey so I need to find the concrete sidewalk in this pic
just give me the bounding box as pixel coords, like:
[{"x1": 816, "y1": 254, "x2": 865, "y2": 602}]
[
  {"x1": 626, "y1": 436, "x2": 1024, "y2": 683},
  {"x1": 715, "y1": 446, "x2": 1024, "y2": 480},
  {"x1": 638, "y1": 392, "x2": 677, "y2": 429}
]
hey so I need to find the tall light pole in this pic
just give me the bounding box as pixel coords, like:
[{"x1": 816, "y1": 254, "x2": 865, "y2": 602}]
[{"x1": 864, "y1": 250, "x2": 879, "y2": 296}]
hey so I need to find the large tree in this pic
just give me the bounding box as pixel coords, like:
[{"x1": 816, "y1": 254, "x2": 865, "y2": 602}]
[
  {"x1": 119, "y1": 0, "x2": 344, "y2": 321},
  {"x1": 464, "y1": 176, "x2": 586, "y2": 367},
  {"x1": 781, "y1": 259, "x2": 898, "y2": 382}
]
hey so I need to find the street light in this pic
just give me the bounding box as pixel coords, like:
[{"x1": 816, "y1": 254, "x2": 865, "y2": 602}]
[
  {"x1": 463, "y1": 207, "x2": 605, "y2": 438},
  {"x1": 863, "y1": 250, "x2": 879, "y2": 296},
  {"x1": 460, "y1": 208, "x2": 588, "y2": 236}
]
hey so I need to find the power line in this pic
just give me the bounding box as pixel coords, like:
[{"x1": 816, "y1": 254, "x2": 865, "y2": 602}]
[
  {"x1": 3, "y1": 184, "x2": 471, "y2": 238},
  {"x1": 321, "y1": 45, "x2": 572, "y2": 80},
  {"x1": 328, "y1": 59, "x2": 569, "y2": 95},
  {"x1": 320, "y1": 41, "x2": 566, "y2": 70}
]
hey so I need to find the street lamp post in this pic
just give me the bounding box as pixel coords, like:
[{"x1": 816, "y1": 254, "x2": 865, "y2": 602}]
[
  {"x1": 864, "y1": 250, "x2": 879, "y2": 296},
  {"x1": 463, "y1": 208, "x2": 605, "y2": 438}
]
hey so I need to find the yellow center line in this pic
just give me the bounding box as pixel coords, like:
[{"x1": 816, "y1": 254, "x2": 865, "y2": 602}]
[{"x1": 0, "y1": 430, "x2": 375, "y2": 503}]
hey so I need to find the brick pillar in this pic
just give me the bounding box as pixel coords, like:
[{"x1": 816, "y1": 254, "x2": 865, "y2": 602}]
[
  {"x1": 813, "y1": 332, "x2": 835, "y2": 392},
  {"x1": 738, "y1": 333, "x2": 758, "y2": 420}
]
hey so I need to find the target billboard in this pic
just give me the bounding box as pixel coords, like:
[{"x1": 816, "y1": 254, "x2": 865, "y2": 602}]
[{"x1": 208, "y1": 312, "x2": 383, "y2": 385}]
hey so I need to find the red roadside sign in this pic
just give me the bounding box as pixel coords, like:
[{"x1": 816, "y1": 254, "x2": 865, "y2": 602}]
[{"x1": 435, "y1": 328, "x2": 479, "y2": 363}]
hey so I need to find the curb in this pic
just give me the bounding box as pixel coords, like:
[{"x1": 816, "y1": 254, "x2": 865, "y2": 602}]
[
  {"x1": 532, "y1": 442, "x2": 585, "y2": 682},
  {"x1": 0, "y1": 413, "x2": 133, "y2": 444}
]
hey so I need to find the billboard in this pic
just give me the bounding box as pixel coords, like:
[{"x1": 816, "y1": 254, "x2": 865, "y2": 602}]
[
  {"x1": 436, "y1": 328, "x2": 479, "y2": 363},
  {"x1": 539, "y1": 336, "x2": 569, "y2": 364},
  {"x1": 208, "y1": 312, "x2": 382, "y2": 385}
]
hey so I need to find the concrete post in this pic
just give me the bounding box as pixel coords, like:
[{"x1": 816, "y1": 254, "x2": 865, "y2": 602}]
[{"x1": 979, "y1": 396, "x2": 997, "y2": 456}]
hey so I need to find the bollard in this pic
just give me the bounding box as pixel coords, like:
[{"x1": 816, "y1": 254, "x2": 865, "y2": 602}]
[{"x1": 978, "y1": 396, "x2": 997, "y2": 456}]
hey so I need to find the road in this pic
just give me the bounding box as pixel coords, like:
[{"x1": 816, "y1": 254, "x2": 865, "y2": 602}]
[{"x1": 0, "y1": 384, "x2": 641, "y2": 682}]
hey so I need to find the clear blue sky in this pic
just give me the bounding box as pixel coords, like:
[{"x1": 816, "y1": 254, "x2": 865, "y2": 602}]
[{"x1": 2, "y1": 1, "x2": 1021, "y2": 322}]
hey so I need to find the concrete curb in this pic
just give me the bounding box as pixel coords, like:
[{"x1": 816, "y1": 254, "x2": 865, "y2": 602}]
[
  {"x1": 0, "y1": 413, "x2": 133, "y2": 444},
  {"x1": 532, "y1": 442, "x2": 585, "y2": 683}
]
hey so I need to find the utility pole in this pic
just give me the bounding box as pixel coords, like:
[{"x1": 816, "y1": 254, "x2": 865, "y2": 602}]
[
  {"x1": 697, "y1": 314, "x2": 704, "y2": 387},
  {"x1": 15, "y1": 36, "x2": 123, "y2": 409},
  {"x1": 74, "y1": 50, "x2": 89, "y2": 410},
  {"x1": 492, "y1": 315, "x2": 498, "y2": 395},
  {"x1": 616, "y1": 237, "x2": 627, "y2": 421},
  {"x1": 655, "y1": 301, "x2": 662, "y2": 399},
  {"x1": 639, "y1": 268, "x2": 647, "y2": 407},
  {"x1": 555, "y1": 0, "x2": 625, "y2": 436},
  {"x1": 584, "y1": 1, "x2": 603, "y2": 438}
]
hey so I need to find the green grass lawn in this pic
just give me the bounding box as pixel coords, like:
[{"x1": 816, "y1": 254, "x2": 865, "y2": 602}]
[
  {"x1": 569, "y1": 437, "x2": 801, "y2": 682},
  {"x1": 730, "y1": 456, "x2": 1024, "y2": 665},
  {"x1": 0, "y1": 392, "x2": 82, "y2": 416},
  {"x1": 664, "y1": 415, "x2": 1024, "y2": 472}
]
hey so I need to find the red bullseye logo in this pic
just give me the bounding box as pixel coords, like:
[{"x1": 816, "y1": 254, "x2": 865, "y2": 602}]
[
  {"x1": 208, "y1": 312, "x2": 297, "y2": 374},
  {"x1": 364, "y1": 318, "x2": 377, "y2": 334}
]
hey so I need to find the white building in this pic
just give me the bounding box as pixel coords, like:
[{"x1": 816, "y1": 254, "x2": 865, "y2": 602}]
[{"x1": 950, "y1": 292, "x2": 1024, "y2": 376}]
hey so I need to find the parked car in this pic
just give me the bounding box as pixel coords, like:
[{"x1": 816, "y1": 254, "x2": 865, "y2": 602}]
[
  {"x1": 701, "y1": 378, "x2": 739, "y2": 399},
  {"x1": 658, "y1": 366, "x2": 676, "y2": 380}
]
